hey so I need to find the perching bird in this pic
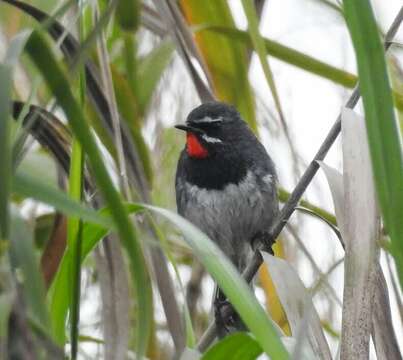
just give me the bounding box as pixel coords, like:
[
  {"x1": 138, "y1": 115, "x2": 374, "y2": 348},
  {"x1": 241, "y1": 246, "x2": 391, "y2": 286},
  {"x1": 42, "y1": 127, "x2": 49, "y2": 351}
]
[{"x1": 175, "y1": 101, "x2": 279, "y2": 333}]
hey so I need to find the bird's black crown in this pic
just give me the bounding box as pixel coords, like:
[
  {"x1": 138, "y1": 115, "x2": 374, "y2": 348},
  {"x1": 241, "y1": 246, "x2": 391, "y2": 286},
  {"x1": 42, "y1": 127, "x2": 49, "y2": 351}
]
[{"x1": 186, "y1": 101, "x2": 242, "y2": 125}]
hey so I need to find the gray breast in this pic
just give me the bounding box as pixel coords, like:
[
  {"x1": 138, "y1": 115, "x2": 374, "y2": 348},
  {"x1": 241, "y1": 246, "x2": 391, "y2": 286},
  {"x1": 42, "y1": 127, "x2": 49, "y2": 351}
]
[{"x1": 178, "y1": 170, "x2": 278, "y2": 270}]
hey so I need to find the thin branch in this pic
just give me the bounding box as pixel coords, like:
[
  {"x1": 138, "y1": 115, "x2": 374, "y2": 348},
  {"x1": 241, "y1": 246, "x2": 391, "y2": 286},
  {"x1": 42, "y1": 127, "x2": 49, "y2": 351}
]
[{"x1": 196, "y1": 6, "x2": 403, "y2": 350}]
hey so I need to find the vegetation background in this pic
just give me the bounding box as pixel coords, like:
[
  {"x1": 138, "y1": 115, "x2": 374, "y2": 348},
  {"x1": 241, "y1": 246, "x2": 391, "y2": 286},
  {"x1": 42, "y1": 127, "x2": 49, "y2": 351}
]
[{"x1": 0, "y1": 0, "x2": 402, "y2": 359}]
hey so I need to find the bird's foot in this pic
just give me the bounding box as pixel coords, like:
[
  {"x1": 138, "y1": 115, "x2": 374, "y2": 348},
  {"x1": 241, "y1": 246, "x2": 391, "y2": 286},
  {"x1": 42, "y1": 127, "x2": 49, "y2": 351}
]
[
  {"x1": 214, "y1": 297, "x2": 235, "y2": 337},
  {"x1": 251, "y1": 230, "x2": 275, "y2": 255}
]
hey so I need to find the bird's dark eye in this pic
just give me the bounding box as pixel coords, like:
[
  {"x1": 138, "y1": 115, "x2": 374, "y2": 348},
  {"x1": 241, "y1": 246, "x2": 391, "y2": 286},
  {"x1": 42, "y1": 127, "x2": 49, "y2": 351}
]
[{"x1": 198, "y1": 122, "x2": 221, "y2": 130}]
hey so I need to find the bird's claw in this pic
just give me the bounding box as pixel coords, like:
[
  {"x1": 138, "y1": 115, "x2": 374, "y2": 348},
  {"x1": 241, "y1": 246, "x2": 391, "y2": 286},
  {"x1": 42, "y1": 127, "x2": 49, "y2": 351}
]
[
  {"x1": 251, "y1": 230, "x2": 275, "y2": 254},
  {"x1": 214, "y1": 297, "x2": 235, "y2": 336}
]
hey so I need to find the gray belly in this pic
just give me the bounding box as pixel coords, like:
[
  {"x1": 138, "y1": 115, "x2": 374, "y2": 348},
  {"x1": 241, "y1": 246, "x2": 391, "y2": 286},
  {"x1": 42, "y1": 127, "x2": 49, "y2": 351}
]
[{"x1": 181, "y1": 171, "x2": 276, "y2": 270}]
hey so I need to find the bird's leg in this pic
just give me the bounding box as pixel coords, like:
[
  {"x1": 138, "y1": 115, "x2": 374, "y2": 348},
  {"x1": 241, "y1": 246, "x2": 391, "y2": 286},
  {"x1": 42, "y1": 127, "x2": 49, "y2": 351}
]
[
  {"x1": 214, "y1": 288, "x2": 233, "y2": 337},
  {"x1": 251, "y1": 230, "x2": 275, "y2": 255}
]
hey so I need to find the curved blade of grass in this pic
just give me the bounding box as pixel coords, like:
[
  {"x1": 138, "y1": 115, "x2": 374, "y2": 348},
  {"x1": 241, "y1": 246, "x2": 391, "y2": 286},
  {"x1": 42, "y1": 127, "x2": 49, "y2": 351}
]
[
  {"x1": 49, "y1": 205, "x2": 140, "y2": 343},
  {"x1": 144, "y1": 205, "x2": 288, "y2": 359},
  {"x1": 12, "y1": 171, "x2": 111, "y2": 229},
  {"x1": 295, "y1": 206, "x2": 341, "y2": 241},
  {"x1": 196, "y1": 24, "x2": 403, "y2": 111},
  {"x1": 24, "y1": 31, "x2": 152, "y2": 358},
  {"x1": 12, "y1": 102, "x2": 73, "y2": 177},
  {"x1": 196, "y1": 25, "x2": 356, "y2": 88},
  {"x1": 68, "y1": 3, "x2": 87, "y2": 355},
  {"x1": 340, "y1": 108, "x2": 380, "y2": 359},
  {"x1": 67, "y1": 140, "x2": 84, "y2": 360},
  {"x1": 201, "y1": 333, "x2": 262, "y2": 360},
  {"x1": 278, "y1": 188, "x2": 336, "y2": 226},
  {"x1": 262, "y1": 253, "x2": 332, "y2": 360},
  {"x1": 343, "y1": 2, "x2": 403, "y2": 286},
  {"x1": 319, "y1": 158, "x2": 402, "y2": 360},
  {"x1": 51, "y1": 200, "x2": 287, "y2": 358}
]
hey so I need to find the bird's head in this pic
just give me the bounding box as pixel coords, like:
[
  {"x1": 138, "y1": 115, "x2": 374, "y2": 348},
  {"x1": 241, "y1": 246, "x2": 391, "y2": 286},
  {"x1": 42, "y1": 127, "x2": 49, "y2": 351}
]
[{"x1": 175, "y1": 101, "x2": 245, "y2": 159}]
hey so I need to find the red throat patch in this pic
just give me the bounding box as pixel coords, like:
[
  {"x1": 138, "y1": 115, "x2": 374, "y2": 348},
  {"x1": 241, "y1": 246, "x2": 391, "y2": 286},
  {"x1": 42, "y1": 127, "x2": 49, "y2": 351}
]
[{"x1": 186, "y1": 132, "x2": 208, "y2": 158}]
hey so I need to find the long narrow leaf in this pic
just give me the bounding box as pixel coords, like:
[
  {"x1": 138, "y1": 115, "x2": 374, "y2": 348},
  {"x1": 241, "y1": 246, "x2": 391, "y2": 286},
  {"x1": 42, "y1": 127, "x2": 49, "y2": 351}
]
[
  {"x1": 54, "y1": 201, "x2": 288, "y2": 357},
  {"x1": 319, "y1": 158, "x2": 402, "y2": 359},
  {"x1": 197, "y1": 25, "x2": 403, "y2": 111},
  {"x1": 202, "y1": 333, "x2": 262, "y2": 360},
  {"x1": 12, "y1": 171, "x2": 111, "y2": 229},
  {"x1": 197, "y1": 25, "x2": 356, "y2": 88},
  {"x1": 144, "y1": 205, "x2": 288, "y2": 359},
  {"x1": 340, "y1": 108, "x2": 381, "y2": 359},
  {"x1": 263, "y1": 254, "x2": 332, "y2": 360},
  {"x1": 67, "y1": 141, "x2": 84, "y2": 359},
  {"x1": 343, "y1": 1, "x2": 403, "y2": 286}
]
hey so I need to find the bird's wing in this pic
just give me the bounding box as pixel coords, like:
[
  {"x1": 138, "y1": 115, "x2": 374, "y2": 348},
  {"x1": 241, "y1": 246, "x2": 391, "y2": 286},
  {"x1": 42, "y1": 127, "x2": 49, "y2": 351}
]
[{"x1": 252, "y1": 150, "x2": 279, "y2": 228}]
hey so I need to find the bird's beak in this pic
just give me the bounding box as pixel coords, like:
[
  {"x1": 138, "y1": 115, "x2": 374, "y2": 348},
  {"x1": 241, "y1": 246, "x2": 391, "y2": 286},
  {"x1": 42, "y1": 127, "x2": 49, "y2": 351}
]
[{"x1": 174, "y1": 124, "x2": 204, "y2": 134}]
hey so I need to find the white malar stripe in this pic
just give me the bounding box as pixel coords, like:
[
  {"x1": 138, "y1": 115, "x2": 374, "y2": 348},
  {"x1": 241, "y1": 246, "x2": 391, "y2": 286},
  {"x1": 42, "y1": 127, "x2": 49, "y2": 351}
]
[
  {"x1": 196, "y1": 116, "x2": 223, "y2": 124},
  {"x1": 201, "y1": 134, "x2": 222, "y2": 143}
]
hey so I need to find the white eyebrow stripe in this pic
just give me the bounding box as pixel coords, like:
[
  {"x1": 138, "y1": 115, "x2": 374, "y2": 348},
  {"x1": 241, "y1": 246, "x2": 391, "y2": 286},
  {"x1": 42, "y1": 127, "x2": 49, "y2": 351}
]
[
  {"x1": 201, "y1": 134, "x2": 222, "y2": 143},
  {"x1": 196, "y1": 116, "x2": 223, "y2": 124}
]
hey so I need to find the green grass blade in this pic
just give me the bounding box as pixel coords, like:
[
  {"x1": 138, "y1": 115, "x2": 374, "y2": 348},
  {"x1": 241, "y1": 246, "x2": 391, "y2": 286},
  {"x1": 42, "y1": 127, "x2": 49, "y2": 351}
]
[
  {"x1": 343, "y1": 2, "x2": 403, "y2": 284},
  {"x1": 68, "y1": 140, "x2": 84, "y2": 359},
  {"x1": 197, "y1": 25, "x2": 356, "y2": 88},
  {"x1": 12, "y1": 171, "x2": 112, "y2": 229},
  {"x1": 197, "y1": 24, "x2": 403, "y2": 112},
  {"x1": 49, "y1": 203, "x2": 142, "y2": 344},
  {"x1": 278, "y1": 188, "x2": 336, "y2": 225},
  {"x1": 144, "y1": 205, "x2": 288, "y2": 359},
  {"x1": 24, "y1": 31, "x2": 152, "y2": 358},
  {"x1": 202, "y1": 333, "x2": 262, "y2": 360},
  {"x1": 69, "y1": 2, "x2": 87, "y2": 355},
  {"x1": 116, "y1": 0, "x2": 140, "y2": 31},
  {"x1": 53, "y1": 202, "x2": 287, "y2": 358}
]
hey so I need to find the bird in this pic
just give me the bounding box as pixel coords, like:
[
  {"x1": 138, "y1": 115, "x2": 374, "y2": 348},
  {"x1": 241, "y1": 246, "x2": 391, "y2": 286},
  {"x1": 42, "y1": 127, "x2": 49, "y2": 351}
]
[{"x1": 175, "y1": 101, "x2": 279, "y2": 334}]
